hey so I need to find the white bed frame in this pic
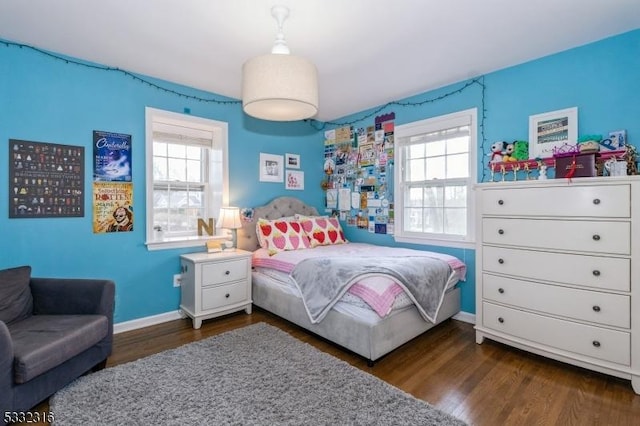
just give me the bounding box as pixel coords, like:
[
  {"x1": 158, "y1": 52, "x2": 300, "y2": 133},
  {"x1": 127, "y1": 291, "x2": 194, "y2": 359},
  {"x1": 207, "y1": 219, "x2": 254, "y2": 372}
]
[{"x1": 237, "y1": 196, "x2": 461, "y2": 364}]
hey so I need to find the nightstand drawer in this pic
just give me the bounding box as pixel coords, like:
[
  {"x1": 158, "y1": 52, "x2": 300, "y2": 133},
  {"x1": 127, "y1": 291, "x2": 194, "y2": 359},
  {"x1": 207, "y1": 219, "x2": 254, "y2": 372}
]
[
  {"x1": 481, "y1": 185, "x2": 630, "y2": 218},
  {"x1": 202, "y1": 258, "x2": 249, "y2": 286},
  {"x1": 483, "y1": 302, "x2": 630, "y2": 366},
  {"x1": 482, "y1": 246, "x2": 630, "y2": 291},
  {"x1": 201, "y1": 281, "x2": 248, "y2": 311},
  {"x1": 483, "y1": 274, "x2": 630, "y2": 328}
]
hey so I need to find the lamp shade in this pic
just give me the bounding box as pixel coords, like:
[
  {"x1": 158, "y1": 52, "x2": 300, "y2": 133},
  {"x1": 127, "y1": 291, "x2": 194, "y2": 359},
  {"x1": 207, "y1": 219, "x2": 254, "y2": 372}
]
[
  {"x1": 242, "y1": 53, "x2": 318, "y2": 121},
  {"x1": 216, "y1": 207, "x2": 242, "y2": 230}
]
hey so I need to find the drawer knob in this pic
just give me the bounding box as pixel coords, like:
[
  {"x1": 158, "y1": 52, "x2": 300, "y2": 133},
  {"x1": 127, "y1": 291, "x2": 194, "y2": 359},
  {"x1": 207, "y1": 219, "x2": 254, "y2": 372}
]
[
  {"x1": 592, "y1": 305, "x2": 601, "y2": 312},
  {"x1": 592, "y1": 340, "x2": 601, "y2": 348},
  {"x1": 498, "y1": 258, "x2": 505, "y2": 264},
  {"x1": 593, "y1": 198, "x2": 601, "y2": 205},
  {"x1": 498, "y1": 317, "x2": 504, "y2": 323},
  {"x1": 498, "y1": 199, "x2": 504, "y2": 205},
  {"x1": 498, "y1": 288, "x2": 505, "y2": 294},
  {"x1": 225, "y1": 293, "x2": 230, "y2": 298},
  {"x1": 225, "y1": 270, "x2": 231, "y2": 275},
  {"x1": 592, "y1": 270, "x2": 601, "y2": 277},
  {"x1": 592, "y1": 234, "x2": 601, "y2": 241},
  {"x1": 498, "y1": 229, "x2": 504, "y2": 235}
]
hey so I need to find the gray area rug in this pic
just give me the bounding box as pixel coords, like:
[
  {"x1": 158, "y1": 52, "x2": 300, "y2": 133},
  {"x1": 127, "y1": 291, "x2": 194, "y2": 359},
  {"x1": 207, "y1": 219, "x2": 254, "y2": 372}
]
[{"x1": 50, "y1": 322, "x2": 466, "y2": 425}]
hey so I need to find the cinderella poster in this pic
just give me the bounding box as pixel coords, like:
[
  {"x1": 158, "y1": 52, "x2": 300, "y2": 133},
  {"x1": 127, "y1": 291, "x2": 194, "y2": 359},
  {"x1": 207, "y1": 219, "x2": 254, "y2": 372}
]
[{"x1": 93, "y1": 130, "x2": 132, "y2": 181}]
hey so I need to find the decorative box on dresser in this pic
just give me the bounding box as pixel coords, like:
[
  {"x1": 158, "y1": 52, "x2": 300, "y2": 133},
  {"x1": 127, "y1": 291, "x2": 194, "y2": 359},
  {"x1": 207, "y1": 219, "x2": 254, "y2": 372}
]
[
  {"x1": 475, "y1": 176, "x2": 640, "y2": 394},
  {"x1": 179, "y1": 250, "x2": 253, "y2": 329}
]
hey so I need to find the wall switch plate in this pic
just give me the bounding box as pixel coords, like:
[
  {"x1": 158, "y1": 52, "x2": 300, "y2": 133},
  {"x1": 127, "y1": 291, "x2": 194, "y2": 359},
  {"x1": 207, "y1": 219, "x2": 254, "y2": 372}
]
[{"x1": 173, "y1": 273, "x2": 182, "y2": 287}]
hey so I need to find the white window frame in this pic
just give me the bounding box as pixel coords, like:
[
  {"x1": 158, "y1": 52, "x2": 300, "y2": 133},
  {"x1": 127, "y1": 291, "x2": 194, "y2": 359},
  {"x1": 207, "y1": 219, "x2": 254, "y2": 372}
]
[
  {"x1": 393, "y1": 108, "x2": 477, "y2": 249},
  {"x1": 145, "y1": 107, "x2": 229, "y2": 251}
]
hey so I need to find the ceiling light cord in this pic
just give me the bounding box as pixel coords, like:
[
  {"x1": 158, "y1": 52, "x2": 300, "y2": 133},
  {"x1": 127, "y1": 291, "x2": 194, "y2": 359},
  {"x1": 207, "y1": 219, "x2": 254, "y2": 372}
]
[{"x1": 271, "y1": 5, "x2": 290, "y2": 55}]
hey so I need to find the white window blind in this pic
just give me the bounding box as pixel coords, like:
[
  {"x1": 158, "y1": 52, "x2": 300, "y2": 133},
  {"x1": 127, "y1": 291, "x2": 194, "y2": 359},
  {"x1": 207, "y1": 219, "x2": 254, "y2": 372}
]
[{"x1": 145, "y1": 108, "x2": 228, "y2": 250}]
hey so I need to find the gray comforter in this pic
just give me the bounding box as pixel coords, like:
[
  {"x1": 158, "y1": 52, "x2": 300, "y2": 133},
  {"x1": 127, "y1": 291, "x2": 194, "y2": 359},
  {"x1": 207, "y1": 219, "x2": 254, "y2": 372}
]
[{"x1": 290, "y1": 256, "x2": 452, "y2": 324}]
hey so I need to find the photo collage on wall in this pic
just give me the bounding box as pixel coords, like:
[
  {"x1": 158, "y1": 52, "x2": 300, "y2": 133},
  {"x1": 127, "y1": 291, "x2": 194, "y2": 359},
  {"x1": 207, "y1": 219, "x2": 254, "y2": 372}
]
[
  {"x1": 92, "y1": 130, "x2": 133, "y2": 233},
  {"x1": 8, "y1": 139, "x2": 84, "y2": 218},
  {"x1": 323, "y1": 112, "x2": 395, "y2": 234}
]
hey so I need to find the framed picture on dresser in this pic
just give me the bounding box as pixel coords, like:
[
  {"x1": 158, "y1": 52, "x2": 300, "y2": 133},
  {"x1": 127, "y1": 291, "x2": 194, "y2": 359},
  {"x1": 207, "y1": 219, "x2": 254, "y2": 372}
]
[{"x1": 528, "y1": 107, "x2": 578, "y2": 159}]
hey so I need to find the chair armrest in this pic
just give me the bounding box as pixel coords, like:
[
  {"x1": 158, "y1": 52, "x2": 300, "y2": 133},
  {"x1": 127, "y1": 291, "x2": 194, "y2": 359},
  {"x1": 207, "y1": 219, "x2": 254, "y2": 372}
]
[
  {"x1": 0, "y1": 321, "x2": 14, "y2": 413},
  {"x1": 30, "y1": 278, "x2": 115, "y2": 320}
]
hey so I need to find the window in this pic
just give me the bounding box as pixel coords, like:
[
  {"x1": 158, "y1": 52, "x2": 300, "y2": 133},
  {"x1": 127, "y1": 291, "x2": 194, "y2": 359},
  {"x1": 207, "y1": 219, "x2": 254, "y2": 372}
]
[
  {"x1": 145, "y1": 108, "x2": 228, "y2": 250},
  {"x1": 394, "y1": 108, "x2": 477, "y2": 248}
]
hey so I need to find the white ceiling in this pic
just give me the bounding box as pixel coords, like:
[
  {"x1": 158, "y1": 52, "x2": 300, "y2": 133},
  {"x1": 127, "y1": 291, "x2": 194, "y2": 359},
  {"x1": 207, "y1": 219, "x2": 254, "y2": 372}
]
[{"x1": 1, "y1": 0, "x2": 639, "y2": 122}]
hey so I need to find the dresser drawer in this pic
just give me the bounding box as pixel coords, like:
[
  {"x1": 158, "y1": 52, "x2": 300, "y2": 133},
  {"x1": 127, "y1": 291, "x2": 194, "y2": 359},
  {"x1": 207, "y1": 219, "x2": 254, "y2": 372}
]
[
  {"x1": 201, "y1": 281, "x2": 248, "y2": 311},
  {"x1": 202, "y1": 258, "x2": 249, "y2": 286},
  {"x1": 481, "y1": 185, "x2": 630, "y2": 218},
  {"x1": 482, "y1": 246, "x2": 630, "y2": 291},
  {"x1": 483, "y1": 218, "x2": 631, "y2": 255},
  {"x1": 482, "y1": 302, "x2": 630, "y2": 366},
  {"x1": 483, "y1": 274, "x2": 630, "y2": 328}
]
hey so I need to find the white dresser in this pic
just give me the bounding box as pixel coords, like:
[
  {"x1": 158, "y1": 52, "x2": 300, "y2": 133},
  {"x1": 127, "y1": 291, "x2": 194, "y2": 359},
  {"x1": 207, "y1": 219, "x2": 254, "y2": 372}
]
[
  {"x1": 475, "y1": 177, "x2": 640, "y2": 393},
  {"x1": 179, "y1": 250, "x2": 253, "y2": 329}
]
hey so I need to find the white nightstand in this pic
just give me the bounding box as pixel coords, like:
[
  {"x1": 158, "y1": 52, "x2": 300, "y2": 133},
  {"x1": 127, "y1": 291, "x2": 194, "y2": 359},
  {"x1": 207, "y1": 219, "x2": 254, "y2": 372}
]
[{"x1": 179, "y1": 249, "x2": 253, "y2": 329}]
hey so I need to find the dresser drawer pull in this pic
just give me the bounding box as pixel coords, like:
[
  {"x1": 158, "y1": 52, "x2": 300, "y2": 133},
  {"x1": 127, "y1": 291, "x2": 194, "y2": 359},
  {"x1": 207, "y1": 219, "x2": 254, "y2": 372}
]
[
  {"x1": 498, "y1": 288, "x2": 505, "y2": 294},
  {"x1": 592, "y1": 305, "x2": 601, "y2": 312},
  {"x1": 498, "y1": 258, "x2": 505, "y2": 264},
  {"x1": 592, "y1": 270, "x2": 601, "y2": 277},
  {"x1": 498, "y1": 317, "x2": 504, "y2": 323},
  {"x1": 593, "y1": 198, "x2": 601, "y2": 205},
  {"x1": 225, "y1": 270, "x2": 231, "y2": 275},
  {"x1": 225, "y1": 293, "x2": 230, "y2": 298},
  {"x1": 592, "y1": 340, "x2": 601, "y2": 348},
  {"x1": 592, "y1": 234, "x2": 601, "y2": 241},
  {"x1": 498, "y1": 199, "x2": 504, "y2": 205},
  {"x1": 498, "y1": 229, "x2": 504, "y2": 235}
]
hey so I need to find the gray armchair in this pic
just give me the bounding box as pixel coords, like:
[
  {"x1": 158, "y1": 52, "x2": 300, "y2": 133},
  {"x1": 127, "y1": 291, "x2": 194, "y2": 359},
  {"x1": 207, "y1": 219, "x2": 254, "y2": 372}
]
[{"x1": 0, "y1": 266, "x2": 115, "y2": 422}]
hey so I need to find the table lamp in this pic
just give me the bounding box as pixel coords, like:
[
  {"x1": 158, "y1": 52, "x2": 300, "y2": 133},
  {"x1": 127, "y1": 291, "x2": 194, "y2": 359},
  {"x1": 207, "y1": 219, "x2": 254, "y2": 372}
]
[{"x1": 216, "y1": 207, "x2": 242, "y2": 250}]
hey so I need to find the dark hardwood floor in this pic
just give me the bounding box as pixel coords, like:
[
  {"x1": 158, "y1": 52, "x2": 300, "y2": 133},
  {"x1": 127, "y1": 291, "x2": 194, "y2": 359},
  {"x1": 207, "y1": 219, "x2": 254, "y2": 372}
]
[{"x1": 27, "y1": 308, "x2": 640, "y2": 425}]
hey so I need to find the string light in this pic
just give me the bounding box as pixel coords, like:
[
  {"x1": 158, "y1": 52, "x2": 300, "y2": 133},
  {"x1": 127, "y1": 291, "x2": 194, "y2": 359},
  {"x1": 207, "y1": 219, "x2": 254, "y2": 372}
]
[
  {"x1": 1, "y1": 40, "x2": 240, "y2": 105},
  {"x1": 2, "y1": 39, "x2": 488, "y2": 173},
  {"x1": 306, "y1": 76, "x2": 489, "y2": 181}
]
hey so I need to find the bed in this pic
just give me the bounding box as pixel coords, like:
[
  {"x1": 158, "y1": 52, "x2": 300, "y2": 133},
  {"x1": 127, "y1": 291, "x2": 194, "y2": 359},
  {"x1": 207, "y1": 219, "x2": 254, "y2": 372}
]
[{"x1": 237, "y1": 196, "x2": 465, "y2": 364}]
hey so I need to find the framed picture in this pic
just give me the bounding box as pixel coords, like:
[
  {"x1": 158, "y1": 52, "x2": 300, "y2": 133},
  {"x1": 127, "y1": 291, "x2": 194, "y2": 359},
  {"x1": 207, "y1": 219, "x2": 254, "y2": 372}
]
[
  {"x1": 285, "y1": 153, "x2": 300, "y2": 169},
  {"x1": 528, "y1": 107, "x2": 578, "y2": 159},
  {"x1": 285, "y1": 170, "x2": 304, "y2": 190},
  {"x1": 9, "y1": 139, "x2": 85, "y2": 218},
  {"x1": 259, "y1": 153, "x2": 284, "y2": 183}
]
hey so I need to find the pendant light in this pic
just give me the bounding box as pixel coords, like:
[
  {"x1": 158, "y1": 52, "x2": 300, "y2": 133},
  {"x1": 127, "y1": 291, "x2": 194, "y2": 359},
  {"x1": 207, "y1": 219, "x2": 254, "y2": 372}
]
[{"x1": 242, "y1": 5, "x2": 318, "y2": 121}]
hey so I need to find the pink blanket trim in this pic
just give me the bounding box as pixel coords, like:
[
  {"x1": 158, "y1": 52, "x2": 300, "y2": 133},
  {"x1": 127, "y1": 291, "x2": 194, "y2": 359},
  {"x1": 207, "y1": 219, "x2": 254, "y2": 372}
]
[{"x1": 252, "y1": 243, "x2": 466, "y2": 318}]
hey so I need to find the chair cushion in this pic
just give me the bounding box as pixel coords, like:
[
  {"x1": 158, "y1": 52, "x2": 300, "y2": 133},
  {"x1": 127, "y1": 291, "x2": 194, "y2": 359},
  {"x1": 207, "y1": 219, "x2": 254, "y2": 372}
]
[
  {"x1": 8, "y1": 314, "x2": 108, "y2": 383},
  {"x1": 0, "y1": 265, "x2": 33, "y2": 325}
]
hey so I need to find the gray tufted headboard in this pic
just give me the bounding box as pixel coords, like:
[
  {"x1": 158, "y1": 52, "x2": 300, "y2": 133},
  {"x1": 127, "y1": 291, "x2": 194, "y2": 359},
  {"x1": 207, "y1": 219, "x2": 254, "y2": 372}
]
[{"x1": 237, "y1": 197, "x2": 319, "y2": 252}]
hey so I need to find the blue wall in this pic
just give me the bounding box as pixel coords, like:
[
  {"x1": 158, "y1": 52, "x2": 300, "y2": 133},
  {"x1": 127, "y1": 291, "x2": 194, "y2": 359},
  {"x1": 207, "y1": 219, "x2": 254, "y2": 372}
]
[
  {"x1": 327, "y1": 29, "x2": 639, "y2": 314},
  {"x1": 1, "y1": 29, "x2": 638, "y2": 323},
  {"x1": 0, "y1": 42, "x2": 323, "y2": 323}
]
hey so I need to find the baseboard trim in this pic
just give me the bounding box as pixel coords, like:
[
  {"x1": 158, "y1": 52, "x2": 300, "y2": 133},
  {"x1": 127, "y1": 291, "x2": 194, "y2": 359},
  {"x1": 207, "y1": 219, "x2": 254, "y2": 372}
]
[
  {"x1": 114, "y1": 310, "x2": 183, "y2": 334},
  {"x1": 453, "y1": 311, "x2": 476, "y2": 324},
  {"x1": 114, "y1": 309, "x2": 475, "y2": 333}
]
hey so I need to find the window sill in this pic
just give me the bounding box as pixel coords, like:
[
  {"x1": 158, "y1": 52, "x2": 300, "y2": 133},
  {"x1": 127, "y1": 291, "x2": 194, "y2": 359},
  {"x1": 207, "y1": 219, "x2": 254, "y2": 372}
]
[
  {"x1": 393, "y1": 235, "x2": 475, "y2": 250},
  {"x1": 146, "y1": 235, "x2": 227, "y2": 251}
]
